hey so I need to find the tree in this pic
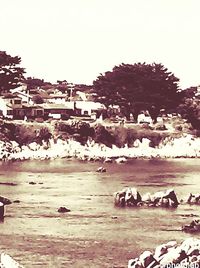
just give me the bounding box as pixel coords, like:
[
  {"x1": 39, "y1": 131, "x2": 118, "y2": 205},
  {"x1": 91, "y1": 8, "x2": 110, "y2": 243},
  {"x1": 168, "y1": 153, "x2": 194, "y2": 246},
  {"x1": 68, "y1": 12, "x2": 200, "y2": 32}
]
[
  {"x1": 24, "y1": 77, "x2": 52, "y2": 90},
  {"x1": 93, "y1": 62, "x2": 181, "y2": 121},
  {"x1": 178, "y1": 98, "x2": 200, "y2": 130},
  {"x1": 0, "y1": 51, "x2": 25, "y2": 94},
  {"x1": 32, "y1": 94, "x2": 44, "y2": 104}
]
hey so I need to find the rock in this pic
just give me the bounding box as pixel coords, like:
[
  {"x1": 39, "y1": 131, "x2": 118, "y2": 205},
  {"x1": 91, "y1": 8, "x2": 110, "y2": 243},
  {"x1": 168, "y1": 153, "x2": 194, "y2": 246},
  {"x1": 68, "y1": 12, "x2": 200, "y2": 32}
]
[
  {"x1": 114, "y1": 188, "x2": 179, "y2": 208},
  {"x1": 114, "y1": 190, "x2": 126, "y2": 207},
  {"x1": 29, "y1": 181, "x2": 37, "y2": 185},
  {"x1": 0, "y1": 202, "x2": 4, "y2": 219},
  {"x1": 129, "y1": 239, "x2": 200, "y2": 268},
  {"x1": 96, "y1": 167, "x2": 106, "y2": 173},
  {"x1": 150, "y1": 189, "x2": 179, "y2": 208},
  {"x1": 182, "y1": 220, "x2": 200, "y2": 233},
  {"x1": 154, "y1": 241, "x2": 177, "y2": 261},
  {"x1": 58, "y1": 207, "x2": 71, "y2": 213},
  {"x1": 13, "y1": 200, "x2": 20, "y2": 203},
  {"x1": 159, "y1": 247, "x2": 187, "y2": 266},
  {"x1": 104, "y1": 158, "x2": 112, "y2": 163},
  {"x1": 187, "y1": 193, "x2": 200, "y2": 204},
  {"x1": 139, "y1": 251, "x2": 158, "y2": 268},
  {"x1": 142, "y1": 192, "x2": 152, "y2": 203},
  {"x1": 0, "y1": 252, "x2": 24, "y2": 267},
  {"x1": 114, "y1": 187, "x2": 141, "y2": 207},
  {"x1": 180, "y1": 238, "x2": 200, "y2": 255},
  {"x1": 125, "y1": 187, "x2": 142, "y2": 206},
  {"x1": 115, "y1": 157, "x2": 127, "y2": 164},
  {"x1": 0, "y1": 196, "x2": 12, "y2": 205},
  {"x1": 128, "y1": 258, "x2": 142, "y2": 268}
]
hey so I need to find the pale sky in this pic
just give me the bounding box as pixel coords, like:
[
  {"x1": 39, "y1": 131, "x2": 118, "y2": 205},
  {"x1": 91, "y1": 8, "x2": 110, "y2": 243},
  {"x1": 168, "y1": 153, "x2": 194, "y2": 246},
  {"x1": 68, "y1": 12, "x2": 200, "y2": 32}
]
[{"x1": 1, "y1": 0, "x2": 200, "y2": 88}]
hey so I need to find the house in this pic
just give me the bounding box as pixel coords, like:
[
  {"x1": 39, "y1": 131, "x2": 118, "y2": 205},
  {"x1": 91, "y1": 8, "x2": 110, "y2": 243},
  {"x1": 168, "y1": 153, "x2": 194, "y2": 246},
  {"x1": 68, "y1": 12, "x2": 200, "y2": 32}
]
[
  {"x1": 74, "y1": 101, "x2": 106, "y2": 116},
  {"x1": 137, "y1": 111, "x2": 153, "y2": 124},
  {"x1": 48, "y1": 93, "x2": 68, "y2": 104},
  {"x1": 12, "y1": 104, "x2": 44, "y2": 119},
  {"x1": 0, "y1": 94, "x2": 23, "y2": 119},
  {"x1": 10, "y1": 85, "x2": 33, "y2": 104},
  {"x1": 0, "y1": 94, "x2": 44, "y2": 119},
  {"x1": 0, "y1": 97, "x2": 13, "y2": 118},
  {"x1": 40, "y1": 103, "x2": 76, "y2": 119}
]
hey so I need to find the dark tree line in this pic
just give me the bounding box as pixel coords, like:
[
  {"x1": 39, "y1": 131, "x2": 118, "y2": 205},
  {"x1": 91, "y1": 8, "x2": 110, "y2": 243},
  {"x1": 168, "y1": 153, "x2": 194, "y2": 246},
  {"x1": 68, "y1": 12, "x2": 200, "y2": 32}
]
[
  {"x1": 0, "y1": 51, "x2": 25, "y2": 93},
  {"x1": 93, "y1": 62, "x2": 182, "y2": 121}
]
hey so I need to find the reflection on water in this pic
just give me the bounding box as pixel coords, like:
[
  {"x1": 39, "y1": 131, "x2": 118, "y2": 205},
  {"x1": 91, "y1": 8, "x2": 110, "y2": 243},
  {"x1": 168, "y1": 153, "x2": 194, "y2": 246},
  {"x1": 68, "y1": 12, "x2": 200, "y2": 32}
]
[{"x1": 0, "y1": 159, "x2": 200, "y2": 267}]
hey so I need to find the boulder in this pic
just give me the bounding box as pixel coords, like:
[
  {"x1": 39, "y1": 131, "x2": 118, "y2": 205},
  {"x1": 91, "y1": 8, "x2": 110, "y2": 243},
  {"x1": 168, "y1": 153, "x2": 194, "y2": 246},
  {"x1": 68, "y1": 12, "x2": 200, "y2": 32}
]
[
  {"x1": 150, "y1": 189, "x2": 179, "y2": 208},
  {"x1": 129, "y1": 239, "x2": 200, "y2": 268},
  {"x1": 58, "y1": 207, "x2": 71, "y2": 213},
  {"x1": 0, "y1": 202, "x2": 4, "y2": 219},
  {"x1": 187, "y1": 193, "x2": 200, "y2": 204},
  {"x1": 139, "y1": 251, "x2": 158, "y2": 268},
  {"x1": 182, "y1": 220, "x2": 200, "y2": 233},
  {"x1": 180, "y1": 238, "x2": 200, "y2": 255},
  {"x1": 0, "y1": 196, "x2": 12, "y2": 205},
  {"x1": 96, "y1": 167, "x2": 106, "y2": 173},
  {"x1": 128, "y1": 258, "x2": 143, "y2": 268},
  {"x1": 114, "y1": 188, "x2": 141, "y2": 207},
  {"x1": 125, "y1": 187, "x2": 142, "y2": 206},
  {"x1": 154, "y1": 241, "x2": 177, "y2": 261},
  {"x1": 115, "y1": 157, "x2": 127, "y2": 164},
  {"x1": 0, "y1": 253, "x2": 24, "y2": 268},
  {"x1": 159, "y1": 247, "x2": 187, "y2": 266},
  {"x1": 104, "y1": 158, "x2": 112, "y2": 163},
  {"x1": 114, "y1": 189, "x2": 126, "y2": 207}
]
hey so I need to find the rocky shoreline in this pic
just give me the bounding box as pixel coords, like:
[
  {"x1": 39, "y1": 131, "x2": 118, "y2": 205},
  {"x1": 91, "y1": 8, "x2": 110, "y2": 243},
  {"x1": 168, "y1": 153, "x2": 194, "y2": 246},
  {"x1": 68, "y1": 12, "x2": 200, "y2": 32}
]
[
  {"x1": 128, "y1": 238, "x2": 200, "y2": 268},
  {"x1": 0, "y1": 133, "x2": 200, "y2": 162}
]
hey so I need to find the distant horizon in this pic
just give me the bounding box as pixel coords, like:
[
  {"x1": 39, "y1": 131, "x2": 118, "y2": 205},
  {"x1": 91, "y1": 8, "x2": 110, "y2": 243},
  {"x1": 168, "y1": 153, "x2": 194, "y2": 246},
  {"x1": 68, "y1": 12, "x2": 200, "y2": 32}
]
[{"x1": 1, "y1": 0, "x2": 200, "y2": 89}]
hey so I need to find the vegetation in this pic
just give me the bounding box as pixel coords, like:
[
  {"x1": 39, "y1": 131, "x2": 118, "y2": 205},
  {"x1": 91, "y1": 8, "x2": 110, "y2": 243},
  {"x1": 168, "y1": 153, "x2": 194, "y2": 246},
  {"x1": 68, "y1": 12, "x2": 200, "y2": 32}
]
[
  {"x1": 55, "y1": 121, "x2": 170, "y2": 148},
  {"x1": 178, "y1": 98, "x2": 200, "y2": 130},
  {"x1": 32, "y1": 94, "x2": 44, "y2": 104},
  {"x1": 0, "y1": 122, "x2": 52, "y2": 146},
  {"x1": 93, "y1": 62, "x2": 181, "y2": 121},
  {"x1": 0, "y1": 51, "x2": 25, "y2": 93},
  {"x1": 24, "y1": 77, "x2": 52, "y2": 89},
  {"x1": 0, "y1": 49, "x2": 200, "y2": 134}
]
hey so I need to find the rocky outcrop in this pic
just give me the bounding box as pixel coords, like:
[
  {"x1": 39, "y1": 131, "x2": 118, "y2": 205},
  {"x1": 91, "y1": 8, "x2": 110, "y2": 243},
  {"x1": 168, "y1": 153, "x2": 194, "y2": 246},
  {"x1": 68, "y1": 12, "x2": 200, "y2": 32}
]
[
  {"x1": 0, "y1": 196, "x2": 12, "y2": 205},
  {"x1": 114, "y1": 188, "x2": 142, "y2": 207},
  {"x1": 57, "y1": 207, "x2": 71, "y2": 213},
  {"x1": 96, "y1": 167, "x2": 106, "y2": 172},
  {"x1": 187, "y1": 193, "x2": 200, "y2": 204},
  {"x1": 0, "y1": 202, "x2": 4, "y2": 219},
  {"x1": 114, "y1": 188, "x2": 179, "y2": 208},
  {"x1": 0, "y1": 253, "x2": 24, "y2": 268},
  {"x1": 128, "y1": 238, "x2": 200, "y2": 268},
  {"x1": 182, "y1": 220, "x2": 200, "y2": 233},
  {"x1": 143, "y1": 189, "x2": 179, "y2": 208}
]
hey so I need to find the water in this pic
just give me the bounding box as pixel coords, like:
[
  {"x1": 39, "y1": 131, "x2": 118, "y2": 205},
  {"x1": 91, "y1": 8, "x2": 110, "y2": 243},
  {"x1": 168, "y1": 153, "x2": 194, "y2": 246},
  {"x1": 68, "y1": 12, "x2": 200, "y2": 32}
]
[{"x1": 0, "y1": 159, "x2": 200, "y2": 268}]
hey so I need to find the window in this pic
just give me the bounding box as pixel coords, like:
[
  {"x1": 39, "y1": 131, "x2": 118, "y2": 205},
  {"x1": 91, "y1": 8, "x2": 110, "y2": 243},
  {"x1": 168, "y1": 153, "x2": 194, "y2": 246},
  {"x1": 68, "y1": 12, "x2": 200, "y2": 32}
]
[
  {"x1": 14, "y1": 99, "x2": 21, "y2": 104},
  {"x1": 36, "y1": 110, "x2": 43, "y2": 116},
  {"x1": 7, "y1": 110, "x2": 13, "y2": 115}
]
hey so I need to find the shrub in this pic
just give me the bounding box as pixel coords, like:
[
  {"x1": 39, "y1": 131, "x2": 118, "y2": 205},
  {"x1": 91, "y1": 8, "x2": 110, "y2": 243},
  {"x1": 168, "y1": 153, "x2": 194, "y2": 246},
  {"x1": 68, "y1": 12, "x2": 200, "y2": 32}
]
[
  {"x1": 155, "y1": 123, "x2": 167, "y2": 131},
  {"x1": 14, "y1": 125, "x2": 38, "y2": 145},
  {"x1": 112, "y1": 127, "x2": 137, "y2": 147},
  {"x1": 93, "y1": 124, "x2": 115, "y2": 147},
  {"x1": 37, "y1": 127, "x2": 52, "y2": 144}
]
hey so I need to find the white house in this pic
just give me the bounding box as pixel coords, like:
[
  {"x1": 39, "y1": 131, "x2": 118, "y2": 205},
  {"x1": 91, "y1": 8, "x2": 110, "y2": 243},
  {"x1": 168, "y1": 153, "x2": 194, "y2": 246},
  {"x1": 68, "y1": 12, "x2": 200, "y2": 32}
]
[
  {"x1": 137, "y1": 111, "x2": 153, "y2": 124},
  {"x1": 74, "y1": 101, "x2": 106, "y2": 116},
  {"x1": 0, "y1": 97, "x2": 13, "y2": 118}
]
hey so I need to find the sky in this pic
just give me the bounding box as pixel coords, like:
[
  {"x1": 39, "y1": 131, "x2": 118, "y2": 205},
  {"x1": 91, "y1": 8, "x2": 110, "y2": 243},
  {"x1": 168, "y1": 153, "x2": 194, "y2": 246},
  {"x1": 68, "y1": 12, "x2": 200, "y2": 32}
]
[{"x1": 1, "y1": 0, "x2": 200, "y2": 88}]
